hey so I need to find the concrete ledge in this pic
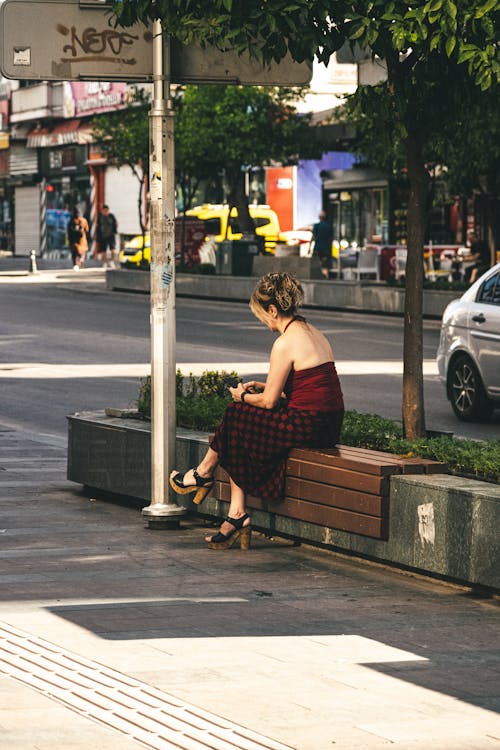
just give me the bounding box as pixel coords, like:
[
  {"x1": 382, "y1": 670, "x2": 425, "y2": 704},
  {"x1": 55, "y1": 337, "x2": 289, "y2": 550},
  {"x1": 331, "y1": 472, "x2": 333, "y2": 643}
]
[
  {"x1": 107, "y1": 268, "x2": 150, "y2": 293},
  {"x1": 67, "y1": 413, "x2": 499, "y2": 590},
  {"x1": 252, "y1": 255, "x2": 323, "y2": 279},
  {"x1": 106, "y1": 269, "x2": 460, "y2": 317}
]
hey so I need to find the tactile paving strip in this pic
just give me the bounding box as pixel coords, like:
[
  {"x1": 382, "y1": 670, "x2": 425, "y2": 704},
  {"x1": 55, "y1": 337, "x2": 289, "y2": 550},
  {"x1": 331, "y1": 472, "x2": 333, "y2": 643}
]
[{"x1": 0, "y1": 622, "x2": 292, "y2": 750}]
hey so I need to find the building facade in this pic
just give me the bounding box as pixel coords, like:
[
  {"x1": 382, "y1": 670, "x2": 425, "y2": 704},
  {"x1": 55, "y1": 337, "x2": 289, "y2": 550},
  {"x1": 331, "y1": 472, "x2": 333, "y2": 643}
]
[{"x1": 4, "y1": 78, "x2": 144, "y2": 256}]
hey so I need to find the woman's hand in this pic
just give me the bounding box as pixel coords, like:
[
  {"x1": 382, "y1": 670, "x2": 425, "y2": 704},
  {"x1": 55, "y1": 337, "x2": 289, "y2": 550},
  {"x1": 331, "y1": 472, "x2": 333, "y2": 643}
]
[
  {"x1": 243, "y1": 380, "x2": 265, "y2": 393},
  {"x1": 229, "y1": 382, "x2": 246, "y2": 402}
]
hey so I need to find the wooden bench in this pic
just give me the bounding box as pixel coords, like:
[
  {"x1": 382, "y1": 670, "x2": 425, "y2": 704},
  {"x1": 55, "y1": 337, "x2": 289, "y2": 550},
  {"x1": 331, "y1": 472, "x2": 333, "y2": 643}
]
[{"x1": 213, "y1": 445, "x2": 447, "y2": 540}]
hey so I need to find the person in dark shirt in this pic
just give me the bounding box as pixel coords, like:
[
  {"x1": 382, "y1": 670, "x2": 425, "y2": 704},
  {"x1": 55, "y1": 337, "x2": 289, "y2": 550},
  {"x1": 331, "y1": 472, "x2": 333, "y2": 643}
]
[
  {"x1": 464, "y1": 233, "x2": 491, "y2": 283},
  {"x1": 96, "y1": 205, "x2": 118, "y2": 269},
  {"x1": 312, "y1": 211, "x2": 333, "y2": 278}
]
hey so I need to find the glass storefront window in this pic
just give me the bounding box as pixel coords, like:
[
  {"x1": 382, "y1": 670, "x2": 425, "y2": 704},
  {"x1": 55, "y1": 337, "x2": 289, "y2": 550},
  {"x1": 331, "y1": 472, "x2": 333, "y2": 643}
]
[{"x1": 328, "y1": 186, "x2": 389, "y2": 247}]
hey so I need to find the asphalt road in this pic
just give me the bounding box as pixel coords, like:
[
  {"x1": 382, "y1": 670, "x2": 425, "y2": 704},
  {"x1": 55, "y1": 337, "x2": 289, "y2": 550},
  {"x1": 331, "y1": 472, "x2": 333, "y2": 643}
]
[{"x1": 1, "y1": 280, "x2": 499, "y2": 441}]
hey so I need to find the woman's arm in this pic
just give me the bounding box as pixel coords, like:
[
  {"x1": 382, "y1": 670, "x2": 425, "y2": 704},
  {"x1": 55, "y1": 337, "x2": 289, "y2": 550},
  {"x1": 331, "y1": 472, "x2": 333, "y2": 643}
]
[
  {"x1": 242, "y1": 380, "x2": 266, "y2": 393},
  {"x1": 229, "y1": 338, "x2": 292, "y2": 409}
]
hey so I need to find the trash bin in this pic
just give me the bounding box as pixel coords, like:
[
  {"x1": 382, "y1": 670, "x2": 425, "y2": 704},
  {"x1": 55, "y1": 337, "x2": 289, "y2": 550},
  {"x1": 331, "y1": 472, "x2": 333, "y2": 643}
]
[{"x1": 216, "y1": 239, "x2": 261, "y2": 276}]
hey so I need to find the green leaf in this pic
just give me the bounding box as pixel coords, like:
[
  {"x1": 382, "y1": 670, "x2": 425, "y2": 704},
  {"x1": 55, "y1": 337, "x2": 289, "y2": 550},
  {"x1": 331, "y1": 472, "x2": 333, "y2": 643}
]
[
  {"x1": 424, "y1": 0, "x2": 443, "y2": 12},
  {"x1": 430, "y1": 33, "x2": 441, "y2": 51},
  {"x1": 446, "y1": 36, "x2": 456, "y2": 57},
  {"x1": 445, "y1": 1, "x2": 457, "y2": 19},
  {"x1": 475, "y1": 0, "x2": 499, "y2": 18},
  {"x1": 222, "y1": 0, "x2": 232, "y2": 10},
  {"x1": 457, "y1": 46, "x2": 478, "y2": 63},
  {"x1": 350, "y1": 24, "x2": 367, "y2": 40}
]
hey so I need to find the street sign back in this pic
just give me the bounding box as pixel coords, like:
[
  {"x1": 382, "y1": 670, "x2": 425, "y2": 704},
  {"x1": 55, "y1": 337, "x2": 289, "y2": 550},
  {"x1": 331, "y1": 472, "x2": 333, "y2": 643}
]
[
  {"x1": 0, "y1": 0, "x2": 153, "y2": 81},
  {"x1": 0, "y1": 0, "x2": 312, "y2": 85},
  {"x1": 170, "y1": 41, "x2": 312, "y2": 87}
]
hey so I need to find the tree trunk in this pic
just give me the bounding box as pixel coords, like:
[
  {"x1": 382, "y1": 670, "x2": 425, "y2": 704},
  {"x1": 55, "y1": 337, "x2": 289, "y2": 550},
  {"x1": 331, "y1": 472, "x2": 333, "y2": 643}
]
[
  {"x1": 402, "y1": 132, "x2": 429, "y2": 439},
  {"x1": 226, "y1": 166, "x2": 254, "y2": 235}
]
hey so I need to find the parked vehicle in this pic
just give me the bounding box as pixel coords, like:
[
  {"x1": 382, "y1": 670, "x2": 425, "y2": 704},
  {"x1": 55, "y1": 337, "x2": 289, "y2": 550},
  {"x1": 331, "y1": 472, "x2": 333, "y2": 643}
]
[
  {"x1": 437, "y1": 263, "x2": 500, "y2": 421},
  {"x1": 187, "y1": 204, "x2": 280, "y2": 252},
  {"x1": 120, "y1": 204, "x2": 280, "y2": 267}
]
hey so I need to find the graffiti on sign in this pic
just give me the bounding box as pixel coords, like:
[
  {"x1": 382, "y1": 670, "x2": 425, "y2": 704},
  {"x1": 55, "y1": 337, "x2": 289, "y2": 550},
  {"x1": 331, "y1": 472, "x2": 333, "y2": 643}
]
[{"x1": 56, "y1": 23, "x2": 152, "y2": 66}]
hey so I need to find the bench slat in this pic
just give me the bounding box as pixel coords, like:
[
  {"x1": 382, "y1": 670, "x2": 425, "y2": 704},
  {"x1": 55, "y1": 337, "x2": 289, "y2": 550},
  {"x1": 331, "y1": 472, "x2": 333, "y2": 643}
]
[
  {"x1": 325, "y1": 445, "x2": 447, "y2": 474},
  {"x1": 279, "y1": 496, "x2": 388, "y2": 539},
  {"x1": 285, "y1": 476, "x2": 387, "y2": 516},
  {"x1": 214, "y1": 481, "x2": 387, "y2": 539},
  {"x1": 289, "y1": 447, "x2": 400, "y2": 476},
  {"x1": 286, "y1": 457, "x2": 388, "y2": 494}
]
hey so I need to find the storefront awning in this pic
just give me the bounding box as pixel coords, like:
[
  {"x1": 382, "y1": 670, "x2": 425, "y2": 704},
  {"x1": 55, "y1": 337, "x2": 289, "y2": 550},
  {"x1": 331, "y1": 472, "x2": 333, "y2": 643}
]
[
  {"x1": 322, "y1": 168, "x2": 388, "y2": 190},
  {"x1": 27, "y1": 119, "x2": 94, "y2": 148}
]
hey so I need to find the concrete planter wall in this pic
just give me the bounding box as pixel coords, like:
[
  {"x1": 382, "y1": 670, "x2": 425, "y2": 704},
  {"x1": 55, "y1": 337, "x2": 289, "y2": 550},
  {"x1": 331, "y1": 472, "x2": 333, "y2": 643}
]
[
  {"x1": 67, "y1": 412, "x2": 499, "y2": 590},
  {"x1": 106, "y1": 269, "x2": 460, "y2": 318}
]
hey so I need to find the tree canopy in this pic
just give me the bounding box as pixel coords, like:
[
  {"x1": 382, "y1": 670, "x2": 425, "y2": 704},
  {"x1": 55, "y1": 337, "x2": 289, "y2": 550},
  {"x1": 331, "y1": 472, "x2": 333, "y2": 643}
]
[
  {"x1": 176, "y1": 84, "x2": 314, "y2": 231},
  {"x1": 111, "y1": 1, "x2": 499, "y2": 89}
]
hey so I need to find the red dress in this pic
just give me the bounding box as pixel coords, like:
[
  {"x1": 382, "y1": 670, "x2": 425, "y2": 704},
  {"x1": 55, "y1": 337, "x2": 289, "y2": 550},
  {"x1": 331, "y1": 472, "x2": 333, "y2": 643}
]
[{"x1": 210, "y1": 362, "x2": 344, "y2": 504}]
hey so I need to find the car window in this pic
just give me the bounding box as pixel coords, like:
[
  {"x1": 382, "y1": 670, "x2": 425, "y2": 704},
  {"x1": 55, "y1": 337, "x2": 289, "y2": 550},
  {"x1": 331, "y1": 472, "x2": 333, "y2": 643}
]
[
  {"x1": 477, "y1": 272, "x2": 500, "y2": 305},
  {"x1": 203, "y1": 218, "x2": 221, "y2": 235}
]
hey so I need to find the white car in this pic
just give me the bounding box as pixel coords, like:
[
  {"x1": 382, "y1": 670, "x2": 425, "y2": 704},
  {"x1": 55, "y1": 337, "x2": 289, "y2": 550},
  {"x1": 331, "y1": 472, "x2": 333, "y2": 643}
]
[{"x1": 437, "y1": 263, "x2": 500, "y2": 421}]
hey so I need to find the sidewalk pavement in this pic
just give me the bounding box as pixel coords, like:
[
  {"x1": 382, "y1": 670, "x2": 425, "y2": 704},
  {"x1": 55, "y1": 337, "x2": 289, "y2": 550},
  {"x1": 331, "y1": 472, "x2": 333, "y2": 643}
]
[
  {"x1": 1, "y1": 424, "x2": 499, "y2": 750},
  {"x1": 0, "y1": 256, "x2": 108, "y2": 294}
]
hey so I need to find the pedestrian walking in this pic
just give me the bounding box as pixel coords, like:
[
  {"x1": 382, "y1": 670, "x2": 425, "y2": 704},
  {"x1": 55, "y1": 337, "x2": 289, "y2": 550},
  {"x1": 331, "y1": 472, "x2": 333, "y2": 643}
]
[
  {"x1": 67, "y1": 207, "x2": 89, "y2": 271},
  {"x1": 169, "y1": 272, "x2": 345, "y2": 550},
  {"x1": 311, "y1": 210, "x2": 334, "y2": 278},
  {"x1": 463, "y1": 232, "x2": 491, "y2": 283},
  {"x1": 96, "y1": 205, "x2": 118, "y2": 268}
]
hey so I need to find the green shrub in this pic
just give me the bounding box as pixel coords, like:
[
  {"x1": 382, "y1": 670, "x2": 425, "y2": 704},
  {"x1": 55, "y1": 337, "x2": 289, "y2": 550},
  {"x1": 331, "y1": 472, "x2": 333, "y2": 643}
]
[
  {"x1": 137, "y1": 376, "x2": 151, "y2": 416},
  {"x1": 386, "y1": 277, "x2": 468, "y2": 292},
  {"x1": 177, "y1": 394, "x2": 230, "y2": 431},
  {"x1": 340, "y1": 410, "x2": 500, "y2": 484},
  {"x1": 138, "y1": 370, "x2": 239, "y2": 430}
]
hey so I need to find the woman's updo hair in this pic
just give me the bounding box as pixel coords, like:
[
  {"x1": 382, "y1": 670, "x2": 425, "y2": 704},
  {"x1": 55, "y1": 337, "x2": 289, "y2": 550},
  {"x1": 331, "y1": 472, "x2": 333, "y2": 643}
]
[{"x1": 250, "y1": 272, "x2": 304, "y2": 319}]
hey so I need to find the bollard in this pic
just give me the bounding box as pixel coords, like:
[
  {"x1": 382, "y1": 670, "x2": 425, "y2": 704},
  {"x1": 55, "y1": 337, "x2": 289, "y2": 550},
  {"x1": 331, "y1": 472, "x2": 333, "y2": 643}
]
[{"x1": 29, "y1": 249, "x2": 38, "y2": 274}]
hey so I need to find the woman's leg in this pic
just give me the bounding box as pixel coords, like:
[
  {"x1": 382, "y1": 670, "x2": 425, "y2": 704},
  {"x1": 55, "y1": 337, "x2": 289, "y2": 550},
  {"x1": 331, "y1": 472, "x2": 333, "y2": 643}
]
[
  {"x1": 169, "y1": 446, "x2": 219, "y2": 485},
  {"x1": 204, "y1": 475, "x2": 249, "y2": 544},
  {"x1": 227, "y1": 476, "x2": 246, "y2": 519}
]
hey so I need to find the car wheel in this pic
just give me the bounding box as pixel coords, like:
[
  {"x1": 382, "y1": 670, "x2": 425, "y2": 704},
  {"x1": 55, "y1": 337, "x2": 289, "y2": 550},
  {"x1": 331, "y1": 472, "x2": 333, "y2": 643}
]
[{"x1": 447, "y1": 354, "x2": 493, "y2": 422}]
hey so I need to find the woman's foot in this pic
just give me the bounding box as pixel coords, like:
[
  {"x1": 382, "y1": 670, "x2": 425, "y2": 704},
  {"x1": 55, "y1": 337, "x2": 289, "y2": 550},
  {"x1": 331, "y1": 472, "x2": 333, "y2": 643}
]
[
  {"x1": 205, "y1": 514, "x2": 252, "y2": 550},
  {"x1": 169, "y1": 466, "x2": 214, "y2": 505}
]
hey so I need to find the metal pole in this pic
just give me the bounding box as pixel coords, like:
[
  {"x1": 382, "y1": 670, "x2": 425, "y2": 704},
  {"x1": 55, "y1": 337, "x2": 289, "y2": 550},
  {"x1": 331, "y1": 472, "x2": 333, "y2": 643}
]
[{"x1": 142, "y1": 20, "x2": 185, "y2": 528}]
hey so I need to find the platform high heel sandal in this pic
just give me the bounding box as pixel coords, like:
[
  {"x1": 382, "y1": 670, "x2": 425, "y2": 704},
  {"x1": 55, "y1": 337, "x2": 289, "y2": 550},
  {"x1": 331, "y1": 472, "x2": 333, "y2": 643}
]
[
  {"x1": 206, "y1": 514, "x2": 252, "y2": 550},
  {"x1": 169, "y1": 468, "x2": 214, "y2": 505}
]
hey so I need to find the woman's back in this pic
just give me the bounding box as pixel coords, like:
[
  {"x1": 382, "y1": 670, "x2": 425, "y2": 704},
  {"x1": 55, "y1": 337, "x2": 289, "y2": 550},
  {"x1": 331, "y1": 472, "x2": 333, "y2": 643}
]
[{"x1": 285, "y1": 318, "x2": 334, "y2": 371}]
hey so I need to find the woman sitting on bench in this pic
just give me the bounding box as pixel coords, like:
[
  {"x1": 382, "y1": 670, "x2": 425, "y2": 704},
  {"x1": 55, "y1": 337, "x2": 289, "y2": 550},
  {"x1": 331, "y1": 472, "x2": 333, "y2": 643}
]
[{"x1": 170, "y1": 271, "x2": 345, "y2": 550}]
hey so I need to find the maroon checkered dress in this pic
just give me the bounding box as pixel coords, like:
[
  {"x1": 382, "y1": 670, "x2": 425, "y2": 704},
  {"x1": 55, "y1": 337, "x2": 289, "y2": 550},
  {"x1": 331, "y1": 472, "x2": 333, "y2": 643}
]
[{"x1": 210, "y1": 362, "x2": 344, "y2": 504}]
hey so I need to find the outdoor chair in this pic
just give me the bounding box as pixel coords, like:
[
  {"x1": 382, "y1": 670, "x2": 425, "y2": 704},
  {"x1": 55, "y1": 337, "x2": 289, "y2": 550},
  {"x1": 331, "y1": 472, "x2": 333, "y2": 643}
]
[
  {"x1": 350, "y1": 247, "x2": 380, "y2": 281},
  {"x1": 394, "y1": 247, "x2": 407, "y2": 280}
]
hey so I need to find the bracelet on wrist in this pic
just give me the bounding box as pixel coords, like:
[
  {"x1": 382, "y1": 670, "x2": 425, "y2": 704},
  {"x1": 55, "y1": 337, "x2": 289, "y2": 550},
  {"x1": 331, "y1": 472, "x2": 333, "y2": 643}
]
[{"x1": 241, "y1": 391, "x2": 247, "y2": 403}]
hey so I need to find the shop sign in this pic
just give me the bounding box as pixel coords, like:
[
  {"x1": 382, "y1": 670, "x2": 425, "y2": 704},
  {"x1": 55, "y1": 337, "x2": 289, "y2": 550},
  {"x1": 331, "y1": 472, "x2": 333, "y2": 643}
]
[
  {"x1": 65, "y1": 81, "x2": 127, "y2": 117},
  {"x1": 0, "y1": 132, "x2": 10, "y2": 150},
  {"x1": 28, "y1": 130, "x2": 79, "y2": 148}
]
